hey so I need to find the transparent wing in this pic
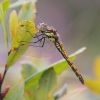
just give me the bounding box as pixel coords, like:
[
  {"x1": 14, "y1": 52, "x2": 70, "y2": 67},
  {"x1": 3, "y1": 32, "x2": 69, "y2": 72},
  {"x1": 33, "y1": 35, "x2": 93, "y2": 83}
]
[{"x1": 24, "y1": 32, "x2": 56, "y2": 57}]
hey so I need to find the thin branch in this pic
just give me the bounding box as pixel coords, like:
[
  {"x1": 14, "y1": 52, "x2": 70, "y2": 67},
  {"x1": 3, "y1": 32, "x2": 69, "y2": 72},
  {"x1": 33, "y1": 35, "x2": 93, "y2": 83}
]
[{"x1": 0, "y1": 66, "x2": 7, "y2": 100}]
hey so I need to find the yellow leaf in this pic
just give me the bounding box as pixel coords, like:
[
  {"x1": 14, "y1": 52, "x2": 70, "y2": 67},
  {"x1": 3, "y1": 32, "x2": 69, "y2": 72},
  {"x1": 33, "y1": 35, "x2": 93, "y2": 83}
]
[
  {"x1": 9, "y1": 10, "x2": 18, "y2": 41},
  {"x1": 7, "y1": 20, "x2": 36, "y2": 69},
  {"x1": 85, "y1": 79, "x2": 100, "y2": 95},
  {"x1": 47, "y1": 92, "x2": 52, "y2": 98},
  {"x1": 93, "y1": 57, "x2": 100, "y2": 78}
]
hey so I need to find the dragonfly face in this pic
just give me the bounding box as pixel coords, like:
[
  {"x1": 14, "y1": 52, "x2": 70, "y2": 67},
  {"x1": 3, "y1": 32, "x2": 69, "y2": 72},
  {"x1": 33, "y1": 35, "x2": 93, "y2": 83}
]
[{"x1": 37, "y1": 22, "x2": 47, "y2": 33}]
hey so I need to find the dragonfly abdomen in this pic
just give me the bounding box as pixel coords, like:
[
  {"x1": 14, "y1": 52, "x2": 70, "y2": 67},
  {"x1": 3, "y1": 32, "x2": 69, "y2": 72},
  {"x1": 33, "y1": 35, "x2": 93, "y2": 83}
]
[{"x1": 55, "y1": 41, "x2": 84, "y2": 84}]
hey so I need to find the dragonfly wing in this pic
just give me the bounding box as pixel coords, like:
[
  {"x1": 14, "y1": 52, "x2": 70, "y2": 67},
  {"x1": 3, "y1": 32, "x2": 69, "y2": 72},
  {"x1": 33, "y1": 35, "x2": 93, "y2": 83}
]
[{"x1": 24, "y1": 32, "x2": 56, "y2": 57}]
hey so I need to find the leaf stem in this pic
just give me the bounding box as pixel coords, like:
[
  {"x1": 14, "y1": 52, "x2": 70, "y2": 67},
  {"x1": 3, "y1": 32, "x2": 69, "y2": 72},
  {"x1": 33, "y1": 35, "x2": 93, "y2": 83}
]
[{"x1": 0, "y1": 66, "x2": 7, "y2": 100}]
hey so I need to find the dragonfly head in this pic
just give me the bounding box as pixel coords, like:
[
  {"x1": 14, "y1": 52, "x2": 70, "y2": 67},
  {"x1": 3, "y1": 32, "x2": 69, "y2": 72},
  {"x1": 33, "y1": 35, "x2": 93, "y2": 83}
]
[{"x1": 37, "y1": 22, "x2": 47, "y2": 33}]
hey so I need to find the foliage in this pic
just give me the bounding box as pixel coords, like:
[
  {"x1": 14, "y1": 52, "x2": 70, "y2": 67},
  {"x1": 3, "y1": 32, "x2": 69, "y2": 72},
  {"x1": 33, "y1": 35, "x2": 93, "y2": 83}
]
[
  {"x1": 0, "y1": 0, "x2": 10, "y2": 49},
  {"x1": 4, "y1": 82, "x2": 24, "y2": 100},
  {"x1": 7, "y1": 20, "x2": 36, "y2": 68},
  {"x1": 0, "y1": 0, "x2": 87, "y2": 100}
]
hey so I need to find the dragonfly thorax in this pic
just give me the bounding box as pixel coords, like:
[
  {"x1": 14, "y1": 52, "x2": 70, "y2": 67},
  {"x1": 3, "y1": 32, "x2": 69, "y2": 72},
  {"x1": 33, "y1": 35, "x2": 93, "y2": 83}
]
[{"x1": 37, "y1": 22, "x2": 59, "y2": 43}]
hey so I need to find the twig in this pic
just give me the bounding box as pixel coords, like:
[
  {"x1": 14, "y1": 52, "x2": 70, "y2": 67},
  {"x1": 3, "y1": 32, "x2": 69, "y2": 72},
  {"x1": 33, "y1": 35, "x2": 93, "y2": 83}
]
[{"x1": 0, "y1": 66, "x2": 7, "y2": 100}]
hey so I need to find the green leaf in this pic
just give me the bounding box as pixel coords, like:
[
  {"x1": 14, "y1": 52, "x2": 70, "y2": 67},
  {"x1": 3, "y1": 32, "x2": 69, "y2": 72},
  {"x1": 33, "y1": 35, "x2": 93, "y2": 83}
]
[
  {"x1": 0, "y1": 0, "x2": 10, "y2": 48},
  {"x1": 51, "y1": 58, "x2": 74, "y2": 75},
  {"x1": 21, "y1": 61, "x2": 38, "y2": 79},
  {"x1": 0, "y1": 3, "x2": 8, "y2": 48},
  {"x1": 21, "y1": 62, "x2": 38, "y2": 100},
  {"x1": 9, "y1": 10, "x2": 18, "y2": 41},
  {"x1": 25, "y1": 56, "x2": 74, "y2": 89},
  {"x1": 1, "y1": 0, "x2": 10, "y2": 15},
  {"x1": 18, "y1": 2, "x2": 36, "y2": 22},
  {"x1": 24, "y1": 68, "x2": 56, "y2": 100},
  {"x1": 24, "y1": 47, "x2": 86, "y2": 89},
  {"x1": 4, "y1": 82, "x2": 24, "y2": 100},
  {"x1": 24, "y1": 85, "x2": 38, "y2": 100},
  {"x1": 10, "y1": 0, "x2": 37, "y2": 9},
  {"x1": 34, "y1": 68, "x2": 56, "y2": 100},
  {"x1": 6, "y1": 20, "x2": 36, "y2": 69}
]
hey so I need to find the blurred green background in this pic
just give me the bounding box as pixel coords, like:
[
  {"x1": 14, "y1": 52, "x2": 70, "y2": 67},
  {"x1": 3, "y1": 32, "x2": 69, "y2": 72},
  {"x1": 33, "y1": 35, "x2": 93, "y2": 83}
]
[{"x1": 0, "y1": 0, "x2": 100, "y2": 100}]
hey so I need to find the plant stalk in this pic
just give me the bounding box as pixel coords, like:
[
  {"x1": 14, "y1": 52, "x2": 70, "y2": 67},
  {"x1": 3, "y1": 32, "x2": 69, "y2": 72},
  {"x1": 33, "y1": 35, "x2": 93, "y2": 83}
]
[{"x1": 0, "y1": 67, "x2": 7, "y2": 100}]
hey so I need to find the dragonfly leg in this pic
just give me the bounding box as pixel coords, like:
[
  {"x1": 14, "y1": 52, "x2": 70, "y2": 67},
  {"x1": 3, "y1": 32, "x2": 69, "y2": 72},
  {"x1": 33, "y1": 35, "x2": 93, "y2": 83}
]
[
  {"x1": 19, "y1": 36, "x2": 45, "y2": 44},
  {"x1": 26, "y1": 30, "x2": 45, "y2": 43},
  {"x1": 33, "y1": 37, "x2": 44, "y2": 43},
  {"x1": 34, "y1": 33, "x2": 45, "y2": 38},
  {"x1": 20, "y1": 37, "x2": 46, "y2": 47},
  {"x1": 42, "y1": 37, "x2": 45, "y2": 47},
  {"x1": 30, "y1": 36, "x2": 46, "y2": 47},
  {"x1": 30, "y1": 37, "x2": 45, "y2": 47},
  {"x1": 34, "y1": 34, "x2": 43, "y2": 43},
  {"x1": 26, "y1": 30, "x2": 45, "y2": 38},
  {"x1": 34, "y1": 34, "x2": 45, "y2": 42}
]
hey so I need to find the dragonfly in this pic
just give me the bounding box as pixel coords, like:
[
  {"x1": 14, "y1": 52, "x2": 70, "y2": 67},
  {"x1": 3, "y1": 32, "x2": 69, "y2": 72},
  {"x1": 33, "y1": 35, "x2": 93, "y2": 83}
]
[{"x1": 23, "y1": 14, "x2": 84, "y2": 84}]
